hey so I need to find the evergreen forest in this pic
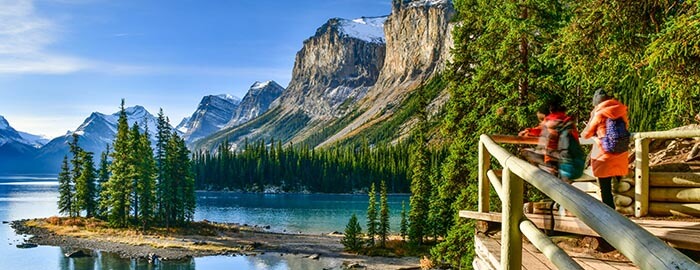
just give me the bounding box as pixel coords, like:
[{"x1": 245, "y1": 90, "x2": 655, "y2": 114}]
[{"x1": 58, "y1": 100, "x2": 195, "y2": 229}]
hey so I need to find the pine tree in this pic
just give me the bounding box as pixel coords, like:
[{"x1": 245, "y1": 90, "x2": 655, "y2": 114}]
[
  {"x1": 155, "y1": 109, "x2": 172, "y2": 225},
  {"x1": 75, "y1": 151, "x2": 97, "y2": 217},
  {"x1": 105, "y1": 99, "x2": 133, "y2": 227},
  {"x1": 341, "y1": 214, "x2": 364, "y2": 252},
  {"x1": 58, "y1": 156, "x2": 73, "y2": 216},
  {"x1": 408, "y1": 100, "x2": 430, "y2": 245},
  {"x1": 96, "y1": 145, "x2": 110, "y2": 218},
  {"x1": 129, "y1": 123, "x2": 142, "y2": 221},
  {"x1": 366, "y1": 182, "x2": 377, "y2": 246},
  {"x1": 136, "y1": 127, "x2": 157, "y2": 230},
  {"x1": 400, "y1": 201, "x2": 408, "y2": 241},
  {"x1": 68, "y1": 133, "x2": 83, "y2": 217},
  {"x1": 378, "y1": 180, "x2": 390, "y2": 248}
]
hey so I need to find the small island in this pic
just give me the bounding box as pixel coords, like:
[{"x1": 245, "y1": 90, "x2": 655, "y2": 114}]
[{"x1": 12, "y1": 217, "x2": 420, "y2": 269}]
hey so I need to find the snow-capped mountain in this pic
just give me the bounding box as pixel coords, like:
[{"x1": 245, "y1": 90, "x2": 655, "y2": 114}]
[
  {"x1": 226, "y1": 81, "x2": 284, "y2": 128},
  {"x1": 176, "y1": 117, "x2": 191, "y2": 133},
  {"x1": 180, "y1": 94, "x2": 241, "y2": 144},
  {"x1": 34, "y1": 106, "x2": 174, "y2": 172},
  {"x1": 0, "y1": 115, "x2": 46, "y2": 148},
  {"x1": 0, "y1": 115, "x2": 43, "y2": 173}
]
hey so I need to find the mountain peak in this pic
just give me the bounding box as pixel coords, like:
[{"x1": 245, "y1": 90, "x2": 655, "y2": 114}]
[{"x1": 0, "y1": 115, "x2": 9, "y2": 130}]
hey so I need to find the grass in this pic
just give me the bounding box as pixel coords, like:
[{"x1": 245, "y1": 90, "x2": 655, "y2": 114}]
[{"x1": 26, "y1": 217, "x2": 249, "y2": 254}]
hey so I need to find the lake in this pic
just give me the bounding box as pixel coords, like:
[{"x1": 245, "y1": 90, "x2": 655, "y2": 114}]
[{"x1": 0, "y1": 175, "x2": 410, "y2": 270}]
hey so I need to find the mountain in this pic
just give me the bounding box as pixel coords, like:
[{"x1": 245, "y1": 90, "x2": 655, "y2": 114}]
[
  {"x1": 226, "y1": 81, "x2": 284, "y2": 128},
  {"x1": 33, "y1": 106, "x2": 172, "y2": 173},
  {"x1": 17, "y1": 131, "x2": 49, "y2": 148},
  {"x1": 194, "y1": 15, "x2": 388, "y2": 151},
  {"x1": 0, "y1": 115, "x2": 41, "y2": 173},
  {"x1": 180, "y1": 94, "x2": 241, "y2": 144},
  {"x1": 0, "y1": 115, "x2": 47, "y2": 148},
  {"x1": 176, "y1": 117, "x2": 190, "y2": 133},
  {"x1": 318, "y1": 0, "x2": 455, "y2": 146}
]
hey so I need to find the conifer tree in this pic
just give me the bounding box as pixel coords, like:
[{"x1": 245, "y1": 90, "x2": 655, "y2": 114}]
[
  {"x1": 378, "y1": 180, "x2": 390, "y2": 248},
  {"x1": 400, "y1": 201, "x2": 408, "y2": 241},
  {"x1": 155, "y1": 109, "x2": 172, "y2": 224},
  {"x1": 68, "y1": 133, "x2": 83, "y2": 217},
  {"x1": 58, "y1": 156, "x2": 73, "y2": 217},
  {"x1": 96, "y1": 145, "x2": 110, "y2": 218},
  {"x1": 129, "y1": 123, "x2": 142, "y2": 220},
  {"x1": 75, "y1": 151, "x2": 97, "y2": 217},
  {"x1": 341, "y1": 214, "x2": 363, "y2": 252},
  {"x1": 409, "y1": 96, "x2": 430, "y2": 245},
  {"x1": 104, "y1": 99, "x2": 133, "y2": 227},
  {"x1": 136, "y1": 127, "x2": 157, "y2": 230},
  {"x1": 366, "y1": 182, "x2": 377, "y2": 246}
]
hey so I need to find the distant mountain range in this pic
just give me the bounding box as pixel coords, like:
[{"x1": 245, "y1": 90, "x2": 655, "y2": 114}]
[{"x1": 0, "y1": 0, "x2": 456, "y2": 173}]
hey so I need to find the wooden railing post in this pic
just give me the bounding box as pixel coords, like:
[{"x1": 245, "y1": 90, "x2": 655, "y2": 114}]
[
  {"x1": 635, "y1": 138, "x2": 650, "y2": 217},
  {"x1": 479, "y1": 140, "x2": 491, "y2": 213},
  {"x1": 502, "y1": 167, "x2": 523, "y2": 270}
]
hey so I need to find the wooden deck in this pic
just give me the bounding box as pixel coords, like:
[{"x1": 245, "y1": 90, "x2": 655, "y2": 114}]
[
  {"x1": 460, "y1": 211, "x2": 700, "y2": 252},
  {"x1": 474, "y1": 234, "x2": 638, "y2": 270}
]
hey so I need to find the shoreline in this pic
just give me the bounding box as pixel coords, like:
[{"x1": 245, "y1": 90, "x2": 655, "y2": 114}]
[{"x1": 12, "y1": 217, "x2": 420, "y2": 270}]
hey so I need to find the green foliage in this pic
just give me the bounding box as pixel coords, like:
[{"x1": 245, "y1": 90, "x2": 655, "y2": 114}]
[
  {"x1": 378, "y1": 180, "x2": 390, "y2": 248},
  {"x1": 341, "y1": 214, "x2": 364, "y2": 252},
  {"x1": 58, "y1": 156, "x2": 73, "y2": 217},
  {"x1": 96, "y1": 145, "x2": 110, "y2": 218},
  {"x1": 366, "y1": 183, "x2": 377, "y2": 247},
  {"x1": 103, "y1": 100, "x2": 133, "y2": 227},
  {"x1": 408, "y1": 99, "x2": 431, "y2": 245},
  {"x1": 75, "y1": 151, "x2": 97, "y2": 217},
  {"x1": 193, "y1": 138, "x2": 413, "y2": 193},
  {"x1": 136, "y1": 127, "x2": 157, "y2": 229}
]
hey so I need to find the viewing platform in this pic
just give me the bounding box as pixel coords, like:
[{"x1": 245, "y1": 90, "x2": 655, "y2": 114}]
[{"x1": 463, "y1": 131, "x2": 700, "y2": 270}]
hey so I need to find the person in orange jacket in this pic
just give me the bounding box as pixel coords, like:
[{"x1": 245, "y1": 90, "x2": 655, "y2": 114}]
[{"x1": 582, "y1": 89, "x2": 630, "y2": 209}]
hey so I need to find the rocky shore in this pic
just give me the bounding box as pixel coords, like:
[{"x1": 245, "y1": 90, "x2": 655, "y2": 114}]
[{"x1": 12, "y1": 217, "x2": 420, "y2": 270}]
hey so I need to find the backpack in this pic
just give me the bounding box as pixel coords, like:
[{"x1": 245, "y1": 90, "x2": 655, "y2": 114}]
[
  {"x1": 601, "y1": 117, "x2": 630, "y2": 154},
  {"x1": 558, "y1": 121, "x2": 586, "y2": 179},
  {"x1": 558, "y1": 128, "x2": 585, "y2": 180}
]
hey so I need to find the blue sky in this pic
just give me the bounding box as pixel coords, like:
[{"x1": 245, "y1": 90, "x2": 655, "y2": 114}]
[{"x1": 0, "y1": 0, "x2": 391, "y2": 138}]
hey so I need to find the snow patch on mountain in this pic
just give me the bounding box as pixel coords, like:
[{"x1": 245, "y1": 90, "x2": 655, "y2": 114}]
[
  {"x1": 407, "y1": 0, "x2": 449, "y2": 7},
  {"x1": 338, "y1": 16, "x2": 387, "y2": 43},
  {"x1": 176, "y1": 117, "x2": 190, "y2": 133},
  {"x1": 18, "y1": 131, "x2": 49, "y2": 147}
]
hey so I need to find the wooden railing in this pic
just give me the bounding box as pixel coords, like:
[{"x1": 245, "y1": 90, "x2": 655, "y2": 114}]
[
  {"x1": 633, "y1": 130, "x2": 700, "y2": 217},
  {"x1": 477, "y1": 134, "x2": 699, "y2": 270}
]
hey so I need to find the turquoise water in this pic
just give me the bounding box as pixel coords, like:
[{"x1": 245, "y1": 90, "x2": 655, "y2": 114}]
[{"x1": 0, "y1": 175, "x2": 410, "y2": 270}]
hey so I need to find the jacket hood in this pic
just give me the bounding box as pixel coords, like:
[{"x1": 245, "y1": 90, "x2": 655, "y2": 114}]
[{"x1": 595, "y1": 99, "x2": 627, "y2": 119}]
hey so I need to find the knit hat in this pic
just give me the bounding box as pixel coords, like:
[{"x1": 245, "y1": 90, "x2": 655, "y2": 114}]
[{"x1": 592, "y1": 88, "x2": 609, "y2": 107}]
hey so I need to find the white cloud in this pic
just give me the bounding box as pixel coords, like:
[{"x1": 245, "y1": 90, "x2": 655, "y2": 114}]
[
  {"x1": 0, "y1": 0, "x2": 293, "y2": 79},
  {"x1": 0, "y1": 0, "x2": 90, "y2": 74}
]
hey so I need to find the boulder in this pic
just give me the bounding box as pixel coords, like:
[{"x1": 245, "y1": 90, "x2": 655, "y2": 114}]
[{"x1": 16, "y1": 243, "x2": 37, "y2": 249}]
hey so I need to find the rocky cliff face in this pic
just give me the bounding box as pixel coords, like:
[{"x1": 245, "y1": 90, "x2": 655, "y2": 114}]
[
  {"x1": 227, "y1": 81, "x2": 284, "y2": 127},
  {"x1": 281, "y1": 16, "x2": 387, "y2": 118},
  {"x1": 319, "y1": 0, "x2": 454, "y2": 146},
  {"x1": 195, "y1": 16, "x2": 388, "y2": 151},
  {"x1": 181, "y1": 94, "x2": 240, "y2": 144}
]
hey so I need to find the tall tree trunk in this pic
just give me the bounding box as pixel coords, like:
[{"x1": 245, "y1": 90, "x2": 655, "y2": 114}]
[{"x1": 518, "y1": 1, "x2": 529, "y2": 105}]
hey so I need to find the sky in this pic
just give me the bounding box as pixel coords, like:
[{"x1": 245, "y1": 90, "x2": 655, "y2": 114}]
[{"x1": 0, "y1": 0, "x2": 391, "y2": 138}]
